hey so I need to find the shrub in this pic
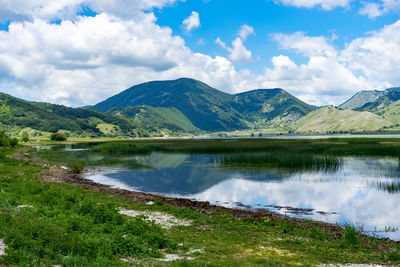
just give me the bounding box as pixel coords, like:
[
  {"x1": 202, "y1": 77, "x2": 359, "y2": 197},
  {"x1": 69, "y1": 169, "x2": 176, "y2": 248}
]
[
  {"x1": 9, "y1": 138, "x2": 18, "y2": 147},
  {"x1": 50, "y1": 132, "x2": 67, "y2": 141},
  {"x1": 67, "y1": 161, "x2": 86, "y2": 174},
  {"x1": 21, "y1": 131, "x2": 29, "y2": 142}
]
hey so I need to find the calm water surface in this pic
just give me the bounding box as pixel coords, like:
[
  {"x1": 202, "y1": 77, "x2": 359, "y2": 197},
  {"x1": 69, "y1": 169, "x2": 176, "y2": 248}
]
[{"x1": 37, "y1": 145, "x2": 400, "y2": 240}]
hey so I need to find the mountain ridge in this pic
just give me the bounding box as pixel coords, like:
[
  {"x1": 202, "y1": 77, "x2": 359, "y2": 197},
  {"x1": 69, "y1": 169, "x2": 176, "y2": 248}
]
[{"x1": 92, "y1": 78, "x2": 316, "y2": 131}]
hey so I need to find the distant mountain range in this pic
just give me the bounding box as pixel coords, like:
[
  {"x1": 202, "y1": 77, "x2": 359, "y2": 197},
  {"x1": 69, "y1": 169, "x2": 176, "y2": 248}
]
[{"x1": 1, "y1": 78, "x2": 399, "y2": 136}]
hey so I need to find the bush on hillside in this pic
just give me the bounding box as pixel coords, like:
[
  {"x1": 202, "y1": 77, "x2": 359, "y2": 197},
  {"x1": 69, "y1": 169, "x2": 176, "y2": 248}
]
[
  {"x1": 50, "y1": 132, "x2": 67, "y2": 141},
  {"x1": 21, "y1": 131, "x2": 29, "y2": 142},
  {"x1": 9, "y1": 138, "x2": 18, "y2": 147}
]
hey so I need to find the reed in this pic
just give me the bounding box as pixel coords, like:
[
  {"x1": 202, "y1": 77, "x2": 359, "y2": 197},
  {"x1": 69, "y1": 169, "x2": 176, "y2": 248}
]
[{"x1": 219, "y1": 153, "x2": 341, "y2": 171}]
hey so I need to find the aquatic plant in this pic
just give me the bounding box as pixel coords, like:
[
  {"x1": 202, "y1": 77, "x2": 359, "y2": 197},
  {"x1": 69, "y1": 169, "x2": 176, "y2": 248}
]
[{"x1": 219, "y1": 153, "x2": 341, "y2": 171}]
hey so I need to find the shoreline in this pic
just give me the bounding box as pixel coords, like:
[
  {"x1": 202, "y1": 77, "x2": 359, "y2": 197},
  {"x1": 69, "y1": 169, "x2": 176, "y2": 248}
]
[{"x1": 39, "y1": 164, "x2": 399, "y2": 245}]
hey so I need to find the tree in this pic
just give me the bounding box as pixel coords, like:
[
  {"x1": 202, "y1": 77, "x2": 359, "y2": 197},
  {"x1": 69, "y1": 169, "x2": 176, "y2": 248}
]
[{"x1": 50, "y1": 132, "x2": 67, "y2": 141}]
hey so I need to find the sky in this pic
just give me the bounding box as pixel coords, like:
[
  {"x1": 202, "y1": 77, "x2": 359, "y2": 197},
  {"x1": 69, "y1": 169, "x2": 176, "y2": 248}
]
[{"x1": 0, "y1": 0, "x2": 400, "y2": 107}]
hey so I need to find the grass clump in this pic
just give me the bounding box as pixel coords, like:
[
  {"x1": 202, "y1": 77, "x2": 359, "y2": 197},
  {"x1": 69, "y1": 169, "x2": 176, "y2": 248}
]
[
  {"x1": 67, "y1": 161, "x2": 86, "y2": 174},
  {"x1": 341, "y1": 224, "x2": 360, "y2": 248}
]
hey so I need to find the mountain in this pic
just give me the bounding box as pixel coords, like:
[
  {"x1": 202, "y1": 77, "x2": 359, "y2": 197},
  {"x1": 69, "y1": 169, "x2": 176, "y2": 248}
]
[
  {"x1": 339, "y1": 87, "x2": 400, "y2": 111},
  {"x1": 92, "y1": 78, "x2": 247, "y2": 131},
  {"x1": 339, "y1": 90, "x2": 386, "y2": 110},
  {"x1": 92, "y1": 78, "x2": 315, "y2": 131},
  {"x1": 292, "y1": 106, "x2": 392, "y2": 133},
  {"x1": 233, "y1": 89, "x2": 315, "y2": 128},
  {"x1": 0, "y1": 92, "x2": 133, "y2": 134}
]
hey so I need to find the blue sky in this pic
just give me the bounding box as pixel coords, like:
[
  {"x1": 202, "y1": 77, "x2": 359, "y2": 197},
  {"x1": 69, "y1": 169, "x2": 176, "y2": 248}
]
[
  {"x1": 0, "y1": 0, "x2": 400, "y2": 107},
  {"x1": 156, "y1": 0, "x2": 399, "y2": 73}
]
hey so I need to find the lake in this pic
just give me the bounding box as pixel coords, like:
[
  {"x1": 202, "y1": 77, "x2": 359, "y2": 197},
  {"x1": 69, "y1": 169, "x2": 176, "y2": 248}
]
[{"x1": 36, "y1": 143, "x2": 400, "y2": 241}]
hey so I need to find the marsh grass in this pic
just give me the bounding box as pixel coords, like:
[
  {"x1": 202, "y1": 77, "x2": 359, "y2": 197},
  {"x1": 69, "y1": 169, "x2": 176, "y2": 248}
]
[
  {"x1": 89, "y1": 139, "x2": 400, "y2": 158},
  {"x1": 219, "y1": 153, "x2": 341, "y2": 171},
  {"x1": 376, "y1": 181, "x2": 400, "y2": 193}
]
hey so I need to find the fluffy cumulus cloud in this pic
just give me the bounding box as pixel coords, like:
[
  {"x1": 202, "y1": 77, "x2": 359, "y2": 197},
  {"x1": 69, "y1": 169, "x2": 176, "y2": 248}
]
[
  {"x1": 340, "y1": 20, "x2": 400, "y2": 86},
  {"x1": 273, "y1": 0, "x2": 353, "y2": 10},
  {"x1": 215, "y1": 25, "x2": 254, "y2": 64},
  {"x1": 359, "y1": 0, "x2": 400, "y2": 18},
  {"x1": 256, "y1": 32, "x2": 367, "y2": 105},
  {"x1": 0, "y1": 1, "x2": 251, "y2": 106},
  {"x1": 0, "y1": 0, "x2": 179, "y2": 21},
  {"x1": 252, "y1": 24, "x2": 400, "y2": 105},
  {"x1": 182, "y1": 11, "x2": 200, "y2": 32},
  {"x1": 1, "y1": 0, "x2": 400, "y2": 107}
]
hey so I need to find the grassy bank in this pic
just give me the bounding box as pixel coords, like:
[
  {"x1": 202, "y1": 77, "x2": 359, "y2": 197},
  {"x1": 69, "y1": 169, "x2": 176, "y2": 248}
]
[{"x1": 1, "y1": 145, "x2": 400, "y2": 266}]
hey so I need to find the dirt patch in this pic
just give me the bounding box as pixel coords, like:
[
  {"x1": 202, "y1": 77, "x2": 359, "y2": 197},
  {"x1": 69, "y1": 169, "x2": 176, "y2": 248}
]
[{"x1": 119, "y1": 208, "x2": 192, "y2": 229}]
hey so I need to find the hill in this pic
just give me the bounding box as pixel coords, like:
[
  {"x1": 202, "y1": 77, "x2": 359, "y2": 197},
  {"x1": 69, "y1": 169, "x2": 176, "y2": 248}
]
[
  {"x1": 375, "y1": 100, "x2": 400, "y2": 125},
  {"x1": 110, "y1": 105, "x2": 200, "y2": 134},
  {"x1": 292, "y1": 106, "x2": 392, "y2": 133},
  {"x1": 0, "y1": 92, "x2": 133, "y2": 135},
  {"x1": 92, "y1": 78, "x2": 315, "y2": 131},
  {"x1": 339, "y1": 87, "x2": 400, "y2": 111}
]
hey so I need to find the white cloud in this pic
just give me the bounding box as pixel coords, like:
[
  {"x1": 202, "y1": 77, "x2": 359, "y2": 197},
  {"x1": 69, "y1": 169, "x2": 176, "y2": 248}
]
[
  {"x1": 216, "y1": 25, "x2": 254, "y2": 64},
  {"x1": 340, "y1": 20, "x2": 400, "y2": 87},
  {"x1": 229, "y1": 38, "x2": 253, "y2": 63},
  {"x1": 0, "y1": 11, "x2": 245, "y2": 106},
  {"x1": 238, "y1": 24, "x2": 254, "y2": 41},
  {"x1": 182, "y1": 11, "x2": 200, "y2": 32},
  {"x1": 271, "y1": 31, "x2": 337, "y2": 57},
  {"x1": 253, "y1": 23, "x2": 400, "y2": 105},
  {"x1": 274, "y1": 0, "x2": 353, "y2": 10},
  {"x1": 0, "y1": 0, "x2": 180, "y2": 21},
  {"x1": 359, "y1": 0, "x2": 400, "y2": 18},
  {"x1": 254, "y1": 32, "x2": 369, "y2": 105},
  {"x1": 2, "y1": 1, "x2": 400, "y2": 108}
]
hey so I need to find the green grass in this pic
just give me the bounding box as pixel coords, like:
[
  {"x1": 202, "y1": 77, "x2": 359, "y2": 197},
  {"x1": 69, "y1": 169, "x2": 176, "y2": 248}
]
[{"x1": 1, "y1": 145, "x2": 400, "y2": 266}]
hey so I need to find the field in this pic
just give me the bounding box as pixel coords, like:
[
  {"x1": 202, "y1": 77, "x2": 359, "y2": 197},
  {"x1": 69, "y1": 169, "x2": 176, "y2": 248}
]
[{"x1": 1, "y1": 138, "x2": 400, "y2": 266}]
